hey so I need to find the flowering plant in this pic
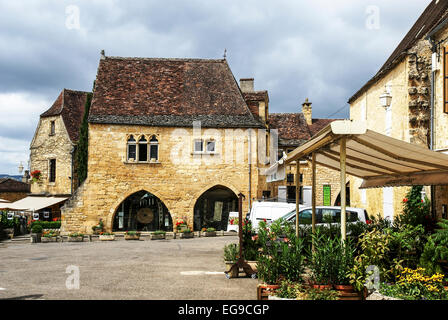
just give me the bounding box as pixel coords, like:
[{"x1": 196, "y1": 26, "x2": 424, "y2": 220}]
[
  {"x1": 229, "y1": 218, "x2": 239, "y2": 226},
  {"x1": 380, "y1": 267, "x2": 448, "y2": 300},
  {"x1": 30, "y1": 170, "x2": 41, "y2": 183}
]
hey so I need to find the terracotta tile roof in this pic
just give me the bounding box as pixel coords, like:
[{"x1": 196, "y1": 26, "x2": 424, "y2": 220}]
[
  {"x1": 242, "y1": 91, "x2": 269, "y2": 102},
  {"x1": 0, "y1": 178, "x2": 30, "y2": 193},
  {"x1": 269, "y1": 113, "x2": 311, "y2": 147},
  {"x1": 270, "y1": 113, "x2": 339, "y2": 147},
  {"x1": 348, "y1": 0, "x2": 448, "y2": 103},
  {"x1": 40, "y1": 89, "x2": 90, "y2": 142},
  {"x1": 89, "y1": 57, "x2": 263, "y2": 128},
  {"x1": 308, "y1": 118, "x2": 339, "y2": 136}
]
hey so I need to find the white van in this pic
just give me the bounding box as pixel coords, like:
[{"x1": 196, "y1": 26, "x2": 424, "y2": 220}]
[{"x1": 248, "y1": 201, "x2": 299, "y2": 230}]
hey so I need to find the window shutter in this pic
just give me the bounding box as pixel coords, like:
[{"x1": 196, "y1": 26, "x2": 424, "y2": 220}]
[{"x1": 444, "y1": 46, "x2": 448, "y2": 113}]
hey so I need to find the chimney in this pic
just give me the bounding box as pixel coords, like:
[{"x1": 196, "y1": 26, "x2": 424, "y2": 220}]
[
  {"x1": 240, "y1": 78, "x2": 254, "y2": 93},
  {"x1": 302, "y1": 98, "x2": 312, "y2": 126}
]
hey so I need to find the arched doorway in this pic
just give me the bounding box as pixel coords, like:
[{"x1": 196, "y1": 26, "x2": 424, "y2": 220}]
[
  {"x1": 193, "y1": 186, "x2": 238, "y2": 231},
  {"x1": 113, "y1": 190, "x2": 173, "y2": 231}
]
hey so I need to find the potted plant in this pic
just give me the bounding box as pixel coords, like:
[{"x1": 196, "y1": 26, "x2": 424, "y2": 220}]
[
  {"x1": 223, "y1": 243, "x2": 239, "y2": 278},
  {"x1": 150, "y1": 230, "x2": 166, "y2": 240},
  {"x1": 203, "y1": 227, "x2": 217, "y2": 237},
  {"x1": 177, "y1": 228, "x2": 194, "y2": 239},
  {"x1": 175, "y1": 218, "x2": 188, "y2": 233},
  {"x1": 30, "y1": 223, "x2": 43, "y2": 243},
  {"x1": 1, "y1": 212, "x2": 15, "y2": 240},
  {"x1": 41, "y1": 230, "x2": 58, "y2": 242},
  {"x1": 124, "y1": 231, "x2": 140, "y2": 240},
  {"x1": 99, "y1": 232, "x2": 115, "y2": 241},
  {"x1": 68, "y1": 233, "x2": 84, "y2": 242},
  {"x1": 307, "y1": 230, "x2": 340, "y2": 289},
  {"x1": 92, "y1": 219, "x2": 104, "y2": 235}
]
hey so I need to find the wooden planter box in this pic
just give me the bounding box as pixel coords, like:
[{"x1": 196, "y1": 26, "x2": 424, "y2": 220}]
[
  {"x1": 177, "y1": 232, "x2": 194, "y2": 239},
  {"x1": 99, "y1": 235, "x2": 115, "y2": 241},
  {"x1": 68, "y1": 236, "x2": 84, "y2": 242},
  {"x1": 203, "y1": 231, "x2": 216, "y2": 237},
  {"x1": 41, "y1": 237, "x2": 58, "y2": 243},
  {"x1": 124, "y1": 235, "x2": 140, "y2": 240},
  {"x1": 150, "y1": 233, "x2": 166, "y2": 240},
  {"x1": 257, "y1": 284, "x2": 279, "y2": 301}
]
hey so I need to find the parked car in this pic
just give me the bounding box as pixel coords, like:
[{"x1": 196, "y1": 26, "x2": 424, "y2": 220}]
[
  {"x1": 278, "y1": 206, "x2": 370, "y2": 227},
  {"x1": 247, "y1": 201, "x2": 301, "y2": 230}
]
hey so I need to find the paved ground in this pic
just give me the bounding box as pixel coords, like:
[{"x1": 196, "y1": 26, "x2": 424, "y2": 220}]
[{"x1": 0, "y1": 236, "x2": 258, "y2": 300}]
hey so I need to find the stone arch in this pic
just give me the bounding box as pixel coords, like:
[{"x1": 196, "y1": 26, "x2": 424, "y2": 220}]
[
  {"x1": 192, "y1": 184, "x2": 239, "y2": 231},
  {"x1": 106, "y1": 187, "x2": 174, "y2": 231}
]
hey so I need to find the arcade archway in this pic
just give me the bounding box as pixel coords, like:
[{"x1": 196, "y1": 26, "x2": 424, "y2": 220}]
[
  {"x1": 193, "y1": 186, "x2": 238, "y2": 231},
  {"x1": 112, "y1": 190, "x2": 173, "y2": 231}
]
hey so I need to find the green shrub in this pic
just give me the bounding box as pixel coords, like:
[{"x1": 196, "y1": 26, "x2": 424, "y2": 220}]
[
  {"x1": 223, "y1": 243, "x2": 239, "y2": 263},
  {"x1": 31, "y1": 224, "x2": 43, "y2": 234},
  {"x1": 419, "y1": 219, "x2": 448, "y2": 275},
  {"x1": 153, "y1": 230, "x2": 166, "y2": 235}
]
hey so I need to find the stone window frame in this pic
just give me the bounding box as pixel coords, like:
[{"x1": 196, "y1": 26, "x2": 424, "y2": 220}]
[
  {"x1": 192, "y1": 138, "x2": 217, "y2": 155},
  {"x1": 125, "y1": 134, "x2": 161, "y2": 164},
  {"x1": 49, "y1": 120, "x2": 55, "y2": 136},
  {"x1": 48, "y1": 158, "x2": 56, "y2": 183}
]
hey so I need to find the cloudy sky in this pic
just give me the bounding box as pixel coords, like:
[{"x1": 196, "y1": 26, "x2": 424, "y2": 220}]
[{"x1": 0, "y1": 0, "x2": 430, "y2": 174}]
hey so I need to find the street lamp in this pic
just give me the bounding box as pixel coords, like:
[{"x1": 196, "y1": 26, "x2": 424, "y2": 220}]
[
  {"x1": 380, "y1": 86, "x2": 392, "y2": 109},
  {"x1": 18, "y1": 162, "x2": 24, "y2": 175}
]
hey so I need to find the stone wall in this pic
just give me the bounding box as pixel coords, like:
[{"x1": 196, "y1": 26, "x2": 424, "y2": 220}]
[
  {"x1": 349, "y1": 58, "x2": 411, "y2": 218},
  {"x1": 30, "y1": 116, "x2": 74, "y2": 195},
  {"x1": 266, "y1": 160, "x2": 342, "y2": 207},
  {"x1": 61, "y1": 124, "x2": 266, "y2": 234}
]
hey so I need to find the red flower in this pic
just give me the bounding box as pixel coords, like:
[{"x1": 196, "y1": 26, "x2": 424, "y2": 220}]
[{"x1": 403, "y1": 198, "x2": 408, "y2": 203}]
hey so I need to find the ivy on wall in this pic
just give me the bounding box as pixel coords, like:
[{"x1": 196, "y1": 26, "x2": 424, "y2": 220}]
[{"x1": 76, "y1": 92, "x2": 93, "y2": 186}]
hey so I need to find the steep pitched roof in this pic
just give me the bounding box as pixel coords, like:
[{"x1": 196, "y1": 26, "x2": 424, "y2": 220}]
[
  {"x1": 89, "y1": 57, "x2": 264, "y2": 128},
  {"x1": 270, "y1": 113, "x2": 339, "y2": 147},
  {"x1": 348, "y1": 0, "x2": 448, "y2": 104},
  {"x1": 0, "y1": 178, "x2": 30, "y2": 193},
  {"x1": 40, "y1": 89, "x2": 90, "y2": 142}
]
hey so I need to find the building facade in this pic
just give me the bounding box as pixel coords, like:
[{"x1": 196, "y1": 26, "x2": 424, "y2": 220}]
[
  {"x1": 267, "y1": 100, "x2": 343, "y2": 207},
  {"x1": 60, "y1": 55, "x2": 271, "y2": 234},
  {"x1": 349, "y1": 0, "x2": 448, "y2": 220}
]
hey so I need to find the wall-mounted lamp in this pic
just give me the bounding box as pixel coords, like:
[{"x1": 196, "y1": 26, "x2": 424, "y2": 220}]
[{"x1": 379, "y1": 86, "x2": 392, "y2": 109}]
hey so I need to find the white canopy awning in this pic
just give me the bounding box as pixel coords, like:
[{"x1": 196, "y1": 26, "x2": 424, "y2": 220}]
[
  {"x1": 0, "y1": 198, "x2": 10, "y2": 203},
  {"x1": 3, "y1": 196, "x2": 68, "y2": 211},
  {"x1": 285, "y1": 120, "x2": 448, "y2": 189}
]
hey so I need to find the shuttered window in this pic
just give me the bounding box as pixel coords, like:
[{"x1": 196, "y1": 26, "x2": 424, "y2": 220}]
[{"x1": 444, "y1": 46, "x2": 448, "y2": 113}]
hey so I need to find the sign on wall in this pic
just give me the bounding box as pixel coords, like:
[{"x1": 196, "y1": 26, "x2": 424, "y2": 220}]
[
  {"x1": 323, "y1": 185, "x2": 331, "y2": 206},
  {"x1": 33, "y1": 212, "x2": 40, "y2": 221}
]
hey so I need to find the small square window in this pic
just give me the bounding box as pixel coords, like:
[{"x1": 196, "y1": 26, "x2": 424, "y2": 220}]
[
  {"x1": 206, "y1": 141, "x2": 215, "y2": 152},
  {"x1": 194, "y1": 140, "x2": 203, "y2": 152}
]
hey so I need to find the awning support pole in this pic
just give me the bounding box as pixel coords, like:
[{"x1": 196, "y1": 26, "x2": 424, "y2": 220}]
[
  {"x1": 295, "y1": 160, "x2": 300, "y2": 238},
  {"x1": 340, "y1": 137, "x2": 347, "y2": 242},
  {"x1": 312, "y1": 152, "x2": 316, "y2": 251}
]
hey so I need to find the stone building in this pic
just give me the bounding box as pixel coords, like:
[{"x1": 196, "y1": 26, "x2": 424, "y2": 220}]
[
  {"x1": 29, "y1": 88, "x2": 90, "y2": 219},
  {"x1": 0, "y1": 178, "x2": 30, "y2": 202},
  {"x1": 349, "y1": 0, "x2": 448, "y2": 220},
  {"x1": 61, "y1": 55, "x2": 271, "y2": 234},
  {"x1": 267, "y1": 99, "x2": 343, "y2": 206}
]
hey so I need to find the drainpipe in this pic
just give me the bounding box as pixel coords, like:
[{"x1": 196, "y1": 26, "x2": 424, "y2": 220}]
[
  {"x1": 70, "y1": 146, "x2": 76, "y2": 195},
  {"x1": 429, "y1": 37, "x2": 437, "y2": 218},
  {"x1": 248, "y1": 129, "x2": 252, "y2": 210}
]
